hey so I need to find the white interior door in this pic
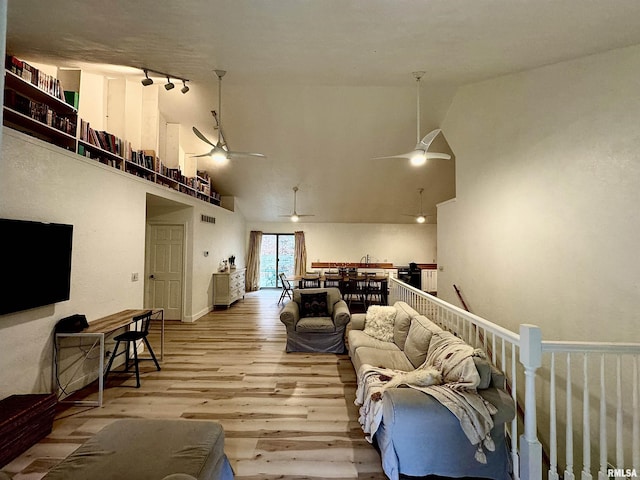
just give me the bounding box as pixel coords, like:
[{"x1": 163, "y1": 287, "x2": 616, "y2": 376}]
[{"x1": 147, "y1": 224, "x2": 184, "y2": 320}]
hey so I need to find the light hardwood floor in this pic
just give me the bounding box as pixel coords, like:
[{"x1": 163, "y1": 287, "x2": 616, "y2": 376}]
[{"x1": 2, "y1": 289, "x2": 391, "y2": 480}]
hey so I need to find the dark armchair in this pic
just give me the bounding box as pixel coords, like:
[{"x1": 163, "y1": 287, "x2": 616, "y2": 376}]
[{"x1": 279, "y1": 287, "x2": 351, "y2": 353}]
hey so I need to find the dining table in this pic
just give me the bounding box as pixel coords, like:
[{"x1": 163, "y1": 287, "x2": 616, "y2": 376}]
[{"x1": 285, "y1": 274, "x2": 388, "y2": 305}]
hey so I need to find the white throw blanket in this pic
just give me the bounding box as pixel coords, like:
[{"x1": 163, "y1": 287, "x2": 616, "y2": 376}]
[{"x1": 355, "y1": 340, "x2": 498, "y2": 463}]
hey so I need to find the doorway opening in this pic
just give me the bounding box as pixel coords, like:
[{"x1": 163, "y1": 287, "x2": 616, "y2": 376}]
[{"x1": 259, "y1": 234, "x2": 294, "y2": 288}]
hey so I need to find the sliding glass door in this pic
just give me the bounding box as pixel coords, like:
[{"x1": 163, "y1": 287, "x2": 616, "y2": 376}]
[{"x1": 259, "y1": 234, "x2": 295, "y2": 288}]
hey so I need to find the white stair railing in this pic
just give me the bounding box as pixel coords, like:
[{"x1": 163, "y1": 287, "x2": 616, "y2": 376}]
[
  {"x1": 541, "y1": 342, "x2": 640, "y2": 480},
  {"x1": 388, "y1": 277, "x2": 640, "y2": 480}
]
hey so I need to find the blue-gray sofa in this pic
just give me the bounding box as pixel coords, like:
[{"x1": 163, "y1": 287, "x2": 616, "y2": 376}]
[{"x1": 349, "y1": 301, "x2": 515, "y2": 480}]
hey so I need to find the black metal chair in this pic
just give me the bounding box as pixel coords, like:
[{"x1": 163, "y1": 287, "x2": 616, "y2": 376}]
[
  {"x1": 366, "y1": 278, "x2": 385, "y2": 306},
  {"x1": 301, "y1": 274, "x2": 321, "y2": 289},
  {"x1": 278, "y1": 273, "x2": 294, "y2": 305},
  {"x1": 103, "y1": 310, "x2": 160, "y2": 388},
  {"x1": 323, "y1": 274, "x2": 342, "y2": 289},
  {"x1": 343, "y1": 277, "x2": 367, "y2": 309}
]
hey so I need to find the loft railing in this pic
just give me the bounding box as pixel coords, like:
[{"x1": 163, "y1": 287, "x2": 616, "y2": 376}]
[
  {"x1": 541, "y1": 342, "x2": 640, "y2": 480},
  {"x1": 388, "y1": 277, "x2": 640, "y2": 480}
]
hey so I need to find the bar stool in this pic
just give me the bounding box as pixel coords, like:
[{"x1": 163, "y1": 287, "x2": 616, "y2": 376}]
[{"x1": 103, "y1": 310, "x2": 160, "y2": 388}]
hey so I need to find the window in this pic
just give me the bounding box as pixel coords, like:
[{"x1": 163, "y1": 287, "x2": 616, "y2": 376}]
[{"x1": 259, "y1": 234, "x2": 295, "y2": 288}]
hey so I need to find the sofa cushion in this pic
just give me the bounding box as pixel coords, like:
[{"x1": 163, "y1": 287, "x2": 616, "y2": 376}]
[
  {"x1": 348, "y1": 329, "x2": 402, "y2": 357},
  {"x1": 392, "y1": 302, "x2": 414, "y2": 349},
  {"x1": 299, "y1": 291, "x2": 329, "y2": 317},
  {"x1": 363, "y1": 306, "x2": 396, "y2": 342},
  {"x1": 296, "y1": 316, "x2": 335, "y2": 332},
  {"x1": 473, "y1": 356, "x2": 493, "y2": 390},
  {"x1": 352, "y1": 346, "x2": 415, "y2": 374},
  {"x1": 403, "y1": 315, "x2": 442, "y2": 368},
  {"x1": 425, "y1": 331, "x2": 481, "y2": 388}
]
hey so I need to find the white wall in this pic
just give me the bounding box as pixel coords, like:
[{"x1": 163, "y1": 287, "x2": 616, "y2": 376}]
[
  {"x1": 247, "y1": 221, "x2": 438, "y2": 269},
  {"x1": 0, "y1": 129, "x2": 246, "y2": 397},
  {"x1": 438, "y1": 43, "x2": 640, "y2": 343},
  {"x1": 147, "y1": 199, "x2": 246, "y2": 322},
  {"x1": 78, "y1": 71, "x2": 107, "y2": 131}
]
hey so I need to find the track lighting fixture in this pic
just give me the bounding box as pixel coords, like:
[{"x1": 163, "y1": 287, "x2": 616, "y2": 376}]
[
  {"x1": 139, "y1": 68, "x2": 189, "y2": 94},
  {"x1": 141, "y1": 69, "x2": 153, "y2": 86}
]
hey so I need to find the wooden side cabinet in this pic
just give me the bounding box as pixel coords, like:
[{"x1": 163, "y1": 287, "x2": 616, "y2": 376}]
[{"x1": 213, "y1": 268, "x2": 246, "y2": 307}]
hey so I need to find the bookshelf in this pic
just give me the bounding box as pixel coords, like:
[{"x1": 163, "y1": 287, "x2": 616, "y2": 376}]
[
  {"x1": 3, "y1": 56, "x2": 222, "y2": 207},
  {"x1": 78, "y1": 122, "x2": 221, "y2": 206},
  {"x1": 3, "y1": 67, "x2": 77, "y2": 151}
]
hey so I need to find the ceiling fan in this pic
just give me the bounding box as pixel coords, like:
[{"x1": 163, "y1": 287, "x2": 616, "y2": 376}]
[
  {"x1": 374, "y1": 71, "x2": 451, "y2": 166},
  {"x1": 192, "y1": 70, "x2": 266, "y2": 163},
  {"x1": 403, "y1": 188, "x2": 433, "y2": 224},
  {"x1": 279, "y1": 187, "x2": 314, "y2": 222}
]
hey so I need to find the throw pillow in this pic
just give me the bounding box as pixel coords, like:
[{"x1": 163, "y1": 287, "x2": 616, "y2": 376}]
[
  {"x1": 363, "y1": 305, "x2": 397, "y2": 342},
  {"x1": 299, "y1": 292, "x2": 329, "y2": 318}
]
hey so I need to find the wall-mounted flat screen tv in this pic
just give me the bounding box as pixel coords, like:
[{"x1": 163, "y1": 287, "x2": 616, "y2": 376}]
[{"x1": 0, "y1": 219, "x2": 73, "y2": 315}]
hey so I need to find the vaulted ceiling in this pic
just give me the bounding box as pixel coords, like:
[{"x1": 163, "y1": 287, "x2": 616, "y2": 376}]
[{"x1": 6, "y1": 1, "x2": 640, "y2": 223}]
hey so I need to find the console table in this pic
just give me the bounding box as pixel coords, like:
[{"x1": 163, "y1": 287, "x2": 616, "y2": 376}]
[{"x1": 54, "y1": 309, "x2": 164, "y2": 407}]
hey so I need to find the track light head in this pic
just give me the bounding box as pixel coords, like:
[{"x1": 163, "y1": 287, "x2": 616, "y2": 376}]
[
  {"x1": 141, "y1": 69, "x2": 153, "y2": 86},
  {"x1": 164, "y1": 77, "x2": 175, "y2": 90},
  {"x1": 181, "y1": 80, "x2": 189, "y2": 94}
]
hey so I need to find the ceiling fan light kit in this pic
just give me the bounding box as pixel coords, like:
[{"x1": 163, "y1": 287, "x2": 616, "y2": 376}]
[
  {"x1": 279, "y1": 186, "x2": 314, "y2": 222},
  {"x1": 373, "y1": 71, "x2": 451, "y2": 165},
  {"x1": 404, "y1": 188, "x2": 431, "y2": 224},
  {"x1": 192, "y1": 69, "x2": 266, "y2": 162}
]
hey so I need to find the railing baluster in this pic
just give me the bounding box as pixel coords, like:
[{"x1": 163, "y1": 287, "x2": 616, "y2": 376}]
[
  {"x1": 582, "y1": 353, "x2": 592, "y2": 480},
  {"x1": 616, "y1": 355, "x2": 623, "y2": 470},
  {"x1": 512, "y1": 342, "x2": 520, "y2": 480},
  {"x1": 634, "y1": 355, "x2": 639, "y2": 469},
  {"x1": 549, "y1": 352, "x2": 559, "y2": 480},
  {"x1": 598, "y1": 354, "x2": 607, "y2": 480},
  {"x1": 565, "y1": 353, "x2": 575, "y2": 480}
]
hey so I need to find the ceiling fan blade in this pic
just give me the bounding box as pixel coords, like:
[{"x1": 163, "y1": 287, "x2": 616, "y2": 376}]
[
  {"x1": 227, "y1": 151, "x2": 267, "y2": 159},
  {"x1": 372, "y1": 152, "x2": 415, "y2": 160},
  {"x1": 192, "y1": 126, "x2": 216, "y2": 147},
  {"x1": 417, "y1": 129, "x2": 442, "y2": 149},
  {"x1": 191, "y1": 151, "x2": 214, "y2": 158},
  {"x1": 424, "y1": 152, "x2": 451, "y2": 160}
]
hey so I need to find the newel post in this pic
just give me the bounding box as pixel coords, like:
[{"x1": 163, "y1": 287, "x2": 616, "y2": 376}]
[{"x1": 519, "y1": 324, "x2": 543, "y2": 480}]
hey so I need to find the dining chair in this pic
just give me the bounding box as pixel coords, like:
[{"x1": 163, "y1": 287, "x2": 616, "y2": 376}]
[
  {"x1": 343, "y1": 277, "x2": 367, "y2": 309},
  {"x1": 366, "y1": 278, "x2": 384, "y2": 306},
  {"x1": 301, "y1": 276, "x2": 321, "y2": 288},
  {"x1": 323, "y1": 274, "x2": 342, "y2": 289},
  {"x1": 278, "y1": 273, "x2": 294, "y2": 305}
]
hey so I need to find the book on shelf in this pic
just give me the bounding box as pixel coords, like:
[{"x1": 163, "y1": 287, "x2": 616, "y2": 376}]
[
  {"x1": 4, "y1": 89, "x2": 76, "y2": 135},
  {"x1": 64, "y1": 91, "x2": 79, "y2": 109},
  {"x1": 79, "y1": 119, "x2": 129, "y2": 158},
  {"x1": 5, "y1": 55, "x2": 66, "y2": 102}
]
